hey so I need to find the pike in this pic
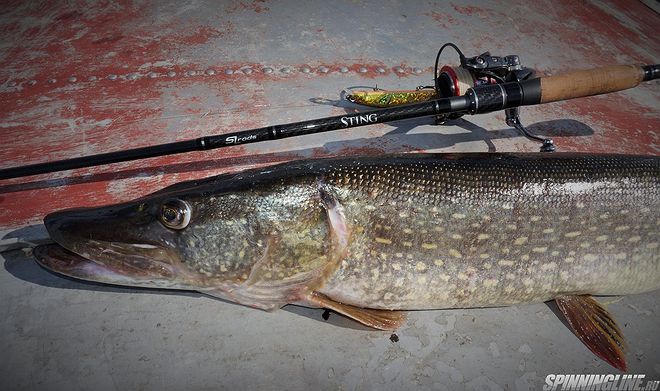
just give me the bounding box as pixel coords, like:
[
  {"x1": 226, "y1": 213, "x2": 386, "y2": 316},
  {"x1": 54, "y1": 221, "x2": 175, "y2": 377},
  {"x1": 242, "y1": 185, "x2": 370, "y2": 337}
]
[{"x1": 35, "y1": 153, "x2": 659, "y2": 371}]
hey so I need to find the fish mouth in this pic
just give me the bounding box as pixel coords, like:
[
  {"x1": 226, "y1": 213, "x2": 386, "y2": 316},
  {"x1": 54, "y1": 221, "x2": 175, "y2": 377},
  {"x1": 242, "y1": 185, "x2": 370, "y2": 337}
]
[
  {"x1": 34, "y1": 244, "x2": 176, "y2": 287},
  {"x1": 35, "y1": 206, "x2": 185, "y2": 289}
]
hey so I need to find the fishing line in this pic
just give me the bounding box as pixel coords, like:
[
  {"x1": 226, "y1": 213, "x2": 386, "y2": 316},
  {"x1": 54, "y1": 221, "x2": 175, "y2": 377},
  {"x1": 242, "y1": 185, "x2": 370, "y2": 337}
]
[{"x1": 434, "y1": 42, "x2": 467, "y2": 97}]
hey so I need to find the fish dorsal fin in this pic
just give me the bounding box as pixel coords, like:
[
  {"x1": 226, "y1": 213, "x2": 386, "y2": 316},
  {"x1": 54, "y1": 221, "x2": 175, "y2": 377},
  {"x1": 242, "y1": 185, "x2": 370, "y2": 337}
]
[
  {"x1": 204, "y1": 185, "x2": 351, "y2": 311},
  {"x1": 307, "y1": 291, "x2": 406, "y2": 331},
  {"x1": 555, "y1": 295, "x2": 627, "y2": 371}
]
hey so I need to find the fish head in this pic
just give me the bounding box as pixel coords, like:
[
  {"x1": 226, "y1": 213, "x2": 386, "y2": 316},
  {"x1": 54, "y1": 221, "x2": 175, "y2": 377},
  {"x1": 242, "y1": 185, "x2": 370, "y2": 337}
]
[
  {"x1": 36, "y1": 176, "x2": 336, "y2": 305},
  {"x1": 37, "y1": 196, "x2": 201, "y2": 289}
]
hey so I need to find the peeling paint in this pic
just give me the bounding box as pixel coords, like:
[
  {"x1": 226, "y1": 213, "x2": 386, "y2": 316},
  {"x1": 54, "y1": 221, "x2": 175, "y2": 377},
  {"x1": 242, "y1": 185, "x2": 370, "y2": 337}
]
[{"x1": 0, "y1": 0, "x2": 658, "y2": 231}]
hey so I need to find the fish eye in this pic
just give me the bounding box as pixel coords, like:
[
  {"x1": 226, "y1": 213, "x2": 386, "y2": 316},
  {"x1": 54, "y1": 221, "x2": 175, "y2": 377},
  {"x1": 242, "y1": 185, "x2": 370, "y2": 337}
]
[{"x1": 159, "y1": 199, "x2": 191, "y2": 230}]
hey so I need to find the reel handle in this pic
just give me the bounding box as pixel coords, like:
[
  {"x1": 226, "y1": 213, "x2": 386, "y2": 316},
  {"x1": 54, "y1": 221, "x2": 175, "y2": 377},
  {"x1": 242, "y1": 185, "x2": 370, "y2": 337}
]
[{"x1": 522, "y1": 64, "x2": 659, "y2": 104}]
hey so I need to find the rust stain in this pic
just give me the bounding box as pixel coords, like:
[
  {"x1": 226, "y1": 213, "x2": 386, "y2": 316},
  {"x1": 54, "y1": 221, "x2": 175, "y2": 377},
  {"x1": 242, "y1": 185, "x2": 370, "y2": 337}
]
[
  {"x1": 0, "y1": 2, "x2": 235, "y2": 84},
  {"x1": 55, "y1": 10, "x2": 83, "y2": 21},
  {"x1": 226, "y1": 0, "x2": 270, "y2": 14},
  {"x1": 180, "y1": 26, "x2": 226, "y2": 45},
  {"x1": 91, "y1": 35, "x2": 124, "y2": 45},
  {"x1": 450, "y1": 4, "x2": 489, "y2": 17},
  {"x1": 536, "y1": 95, "x2": 659, "y2": 154},
  {"x1": 423, "y1": 11, "x2": 458, "y2": 29},
  {"x1": 610, "y1": 0, "x2": 659, "y2": 38},
  {"x1": 521, "y1": 0, "x2": 658, "y2": 64}
]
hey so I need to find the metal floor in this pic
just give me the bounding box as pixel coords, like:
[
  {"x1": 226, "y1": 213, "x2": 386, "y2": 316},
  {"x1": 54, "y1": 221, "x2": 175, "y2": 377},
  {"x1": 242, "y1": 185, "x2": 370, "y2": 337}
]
[{"x1": 0, "y1": 1, "x2": 658, "y2": 390}]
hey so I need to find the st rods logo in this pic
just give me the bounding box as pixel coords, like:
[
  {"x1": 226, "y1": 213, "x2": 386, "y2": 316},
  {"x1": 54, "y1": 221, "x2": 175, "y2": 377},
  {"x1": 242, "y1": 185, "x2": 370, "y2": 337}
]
[{"x1": 226, "y1": 134, "x2": 257, "y2": 144}]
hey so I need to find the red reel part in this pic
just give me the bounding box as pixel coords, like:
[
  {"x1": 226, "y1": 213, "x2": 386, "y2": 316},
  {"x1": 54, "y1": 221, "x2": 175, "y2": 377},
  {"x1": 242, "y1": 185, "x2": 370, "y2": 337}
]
[{"x1": 439, "y1": 65, "x2": 476, "y2": 97}]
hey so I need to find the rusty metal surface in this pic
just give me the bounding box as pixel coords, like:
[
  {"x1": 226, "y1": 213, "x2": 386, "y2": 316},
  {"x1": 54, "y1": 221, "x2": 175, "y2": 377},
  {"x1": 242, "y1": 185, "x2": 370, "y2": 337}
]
[{"x1": 0, "y1": 1, "x2": 658, "y2": 390}]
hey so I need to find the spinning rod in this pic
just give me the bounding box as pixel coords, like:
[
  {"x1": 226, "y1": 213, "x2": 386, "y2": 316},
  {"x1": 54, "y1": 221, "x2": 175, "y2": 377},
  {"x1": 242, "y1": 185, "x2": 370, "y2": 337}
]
[{"x1": 0, "y1": 62, "x2": 658, "y2": 180}]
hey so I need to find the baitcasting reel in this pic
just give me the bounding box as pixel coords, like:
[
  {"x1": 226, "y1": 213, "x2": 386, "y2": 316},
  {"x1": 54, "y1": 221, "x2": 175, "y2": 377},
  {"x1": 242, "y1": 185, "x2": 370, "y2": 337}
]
[{"x1": 434, "y1": 43, "x2": 555, "y2": 152}]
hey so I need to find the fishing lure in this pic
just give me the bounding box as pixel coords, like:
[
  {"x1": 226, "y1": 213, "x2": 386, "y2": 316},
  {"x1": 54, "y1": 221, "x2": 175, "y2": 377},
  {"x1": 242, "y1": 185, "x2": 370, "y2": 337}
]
[{"x1": 344, "y1": 87, "x2": 436, "y2": 108}]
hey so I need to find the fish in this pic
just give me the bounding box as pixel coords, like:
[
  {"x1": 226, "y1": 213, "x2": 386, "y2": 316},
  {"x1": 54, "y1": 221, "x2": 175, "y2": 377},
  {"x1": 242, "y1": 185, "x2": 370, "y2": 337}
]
[{"x1": 34, "y1": 153, "x2": 660, "y2": 371}]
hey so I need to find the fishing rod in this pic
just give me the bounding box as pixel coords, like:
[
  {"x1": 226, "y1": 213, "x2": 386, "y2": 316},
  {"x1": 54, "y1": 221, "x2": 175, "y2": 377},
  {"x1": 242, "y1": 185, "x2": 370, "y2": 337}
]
[{"x1": 1, "y1": 63, "x2": 658, "y2": 180}]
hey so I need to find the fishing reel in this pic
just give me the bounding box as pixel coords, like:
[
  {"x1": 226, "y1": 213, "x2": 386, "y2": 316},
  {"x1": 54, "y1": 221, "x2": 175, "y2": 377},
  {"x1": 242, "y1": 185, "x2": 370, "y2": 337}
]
[
  {"x1": 434, "y1": 43, "x2": 556, "y2": 152},
  {"x1": 436, "y1": 50, "x2": 525, "y2": 98}
]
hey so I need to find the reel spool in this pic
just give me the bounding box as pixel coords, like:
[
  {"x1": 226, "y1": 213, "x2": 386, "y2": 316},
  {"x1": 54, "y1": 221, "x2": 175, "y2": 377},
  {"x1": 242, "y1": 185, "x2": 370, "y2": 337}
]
[
  {"x1": 434, "y1": 63, "x2": 483, "y2": 122},
  {"x1": 436, "y1": 65, "x2": 476, "y2": 97}
]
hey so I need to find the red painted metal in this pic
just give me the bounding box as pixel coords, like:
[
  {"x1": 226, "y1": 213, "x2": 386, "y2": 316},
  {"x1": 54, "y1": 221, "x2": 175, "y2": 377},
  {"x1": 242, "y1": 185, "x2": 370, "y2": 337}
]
[{"x1": 0, "y1": 0, "x2": 658, "y2": 229}]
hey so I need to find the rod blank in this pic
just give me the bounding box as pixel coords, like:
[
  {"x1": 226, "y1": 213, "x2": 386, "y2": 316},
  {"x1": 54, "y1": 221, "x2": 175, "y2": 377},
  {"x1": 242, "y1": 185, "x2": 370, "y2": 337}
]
[{"x1": 0, "y1": 96, "x2": 468, "y2": 180}]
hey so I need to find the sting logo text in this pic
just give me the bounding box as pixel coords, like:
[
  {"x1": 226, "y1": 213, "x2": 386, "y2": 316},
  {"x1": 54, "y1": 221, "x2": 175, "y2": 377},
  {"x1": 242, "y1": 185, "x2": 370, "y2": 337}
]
[{"x1": 340, "y1": 113, "x2": 378, "y2": 127}]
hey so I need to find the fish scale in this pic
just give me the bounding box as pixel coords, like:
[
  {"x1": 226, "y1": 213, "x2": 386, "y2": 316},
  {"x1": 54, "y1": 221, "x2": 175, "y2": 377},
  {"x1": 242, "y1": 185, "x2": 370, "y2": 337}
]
[{"x1": 317, "y1": 154, "x2": 659, "y2": 309}]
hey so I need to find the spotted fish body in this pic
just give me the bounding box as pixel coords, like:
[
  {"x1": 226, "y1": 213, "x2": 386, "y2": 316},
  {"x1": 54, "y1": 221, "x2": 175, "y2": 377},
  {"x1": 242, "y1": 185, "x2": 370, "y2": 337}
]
[
  {"x1": 316, "y1": 154, "x2": 659, "y2": 309},
  {"x1": 36, "y1": 153, "x2": 659, "y2": 370}
]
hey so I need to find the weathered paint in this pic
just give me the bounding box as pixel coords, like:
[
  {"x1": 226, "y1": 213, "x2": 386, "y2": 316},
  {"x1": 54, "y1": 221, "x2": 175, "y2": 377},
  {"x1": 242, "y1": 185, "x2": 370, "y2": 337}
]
[{"x1": 0, "y1": 0, "x2": 658, "y2": 232}]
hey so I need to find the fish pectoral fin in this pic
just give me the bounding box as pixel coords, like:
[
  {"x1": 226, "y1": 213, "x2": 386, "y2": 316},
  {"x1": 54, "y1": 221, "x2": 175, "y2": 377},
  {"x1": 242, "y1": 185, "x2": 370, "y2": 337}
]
[
  {"x1": 555, "y1": 295, "x2": 627, "y2": 371},
  {"x1": 307, "y1": 291, "x2": 406, "y2": 331},
  {"x1": 217, "y1": 187, "x2": 352, "y2": 312}
]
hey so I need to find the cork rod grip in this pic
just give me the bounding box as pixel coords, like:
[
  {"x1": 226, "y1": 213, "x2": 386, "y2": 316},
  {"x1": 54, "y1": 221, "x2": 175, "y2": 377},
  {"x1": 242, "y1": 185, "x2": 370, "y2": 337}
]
[{"x1": 539, "y1": 65, "x2": 645, "y2": 104}]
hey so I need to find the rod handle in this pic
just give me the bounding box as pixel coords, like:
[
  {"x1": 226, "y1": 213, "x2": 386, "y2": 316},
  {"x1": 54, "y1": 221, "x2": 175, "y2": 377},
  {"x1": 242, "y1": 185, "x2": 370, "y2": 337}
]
[
  {"x1": 471, "y1": 63, "x2": 658, "y2": 113},
  {"x1": 538, "y1": 65, "x2": 645, "y2": 104}
]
